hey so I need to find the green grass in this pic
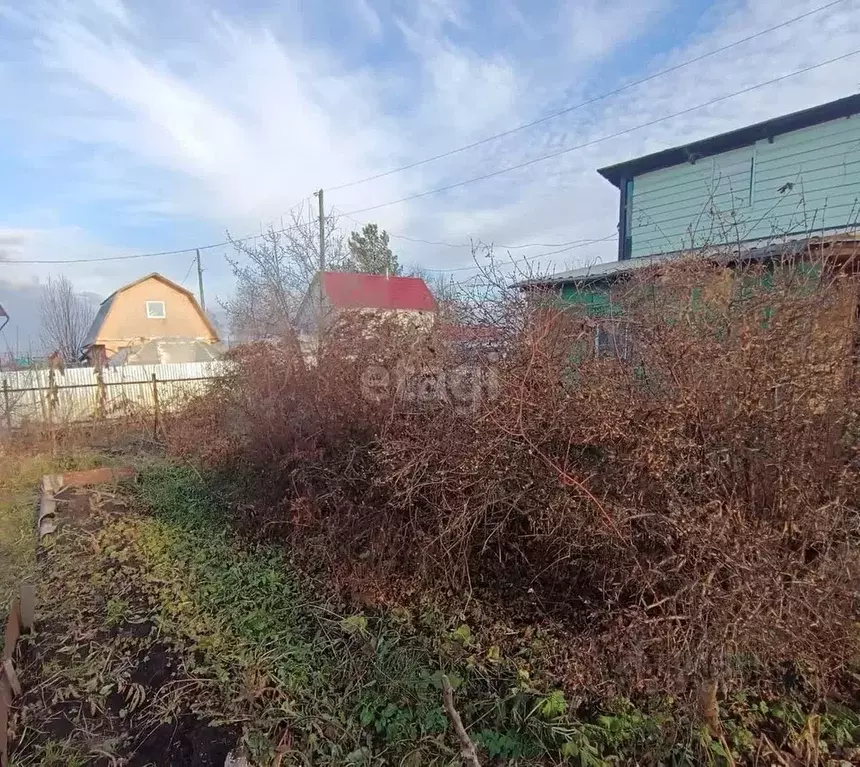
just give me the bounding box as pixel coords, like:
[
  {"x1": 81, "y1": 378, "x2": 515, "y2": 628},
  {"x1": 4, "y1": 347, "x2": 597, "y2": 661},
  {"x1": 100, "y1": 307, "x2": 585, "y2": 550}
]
[
  {"x1": 129, "y1": 463, "x2": 860, "y2": 765},
  {"x1": 12, "y1": 456, "x2": 860, "y2": 765}
]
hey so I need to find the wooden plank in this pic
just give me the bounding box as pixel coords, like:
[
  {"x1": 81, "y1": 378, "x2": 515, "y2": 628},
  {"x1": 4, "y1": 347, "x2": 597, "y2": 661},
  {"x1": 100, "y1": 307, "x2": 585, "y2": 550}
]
[
  {"x1": 38, "y1": 517, "x2": 58, "y2": 540},
  {"x1": 1, "y1": 661, "x2": 20, "y2": 699},
  {"x1": 635, "y1": 191, "x2": 750, "y2": 226},
  {"x1": 755, "y1": 118, "x2": 860, "y2": 157},
  {"x1": 1, "y1": 600, "x2": 20, "y2": 661},
  {"x1": 755, "y1": 159, "x2": 860, "y2": 189},
  {"x1": 0, "y1": 676, "x2": 8, "y2": 767},
  {"x1": 755, "y1": 142, "x2": 860, "y2": 178},
  {"x1": 18, "y1": 585, "x2": 34, "y2": 633}
]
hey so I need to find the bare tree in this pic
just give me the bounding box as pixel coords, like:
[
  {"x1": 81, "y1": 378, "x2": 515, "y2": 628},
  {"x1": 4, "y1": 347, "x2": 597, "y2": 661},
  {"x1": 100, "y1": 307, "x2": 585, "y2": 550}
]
[
  {"x1": 40, "y1": 275, "x2": 96, "y2": 362},
  {"x1": 223, "y1": 200, "x2": 346, "y2": 342}
]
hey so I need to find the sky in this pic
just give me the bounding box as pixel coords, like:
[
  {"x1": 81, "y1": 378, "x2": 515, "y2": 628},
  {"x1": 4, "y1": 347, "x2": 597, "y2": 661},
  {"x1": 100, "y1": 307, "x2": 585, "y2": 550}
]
[{"x1": 0, "y1": 0, "x2": 859, "y2": 351}]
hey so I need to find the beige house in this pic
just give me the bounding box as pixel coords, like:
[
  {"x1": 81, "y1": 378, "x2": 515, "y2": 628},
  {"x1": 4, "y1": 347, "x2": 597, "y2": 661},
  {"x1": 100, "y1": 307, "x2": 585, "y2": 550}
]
[{"x1": 82, "y1": 273, "x2": 219, "y2": 364}]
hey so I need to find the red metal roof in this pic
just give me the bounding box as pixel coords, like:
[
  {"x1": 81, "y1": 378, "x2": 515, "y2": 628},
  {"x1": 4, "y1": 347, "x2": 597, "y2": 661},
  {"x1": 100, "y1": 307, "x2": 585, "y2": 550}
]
[{"x1": 321, "y1": 272, "x2": 436, "y2": 311}]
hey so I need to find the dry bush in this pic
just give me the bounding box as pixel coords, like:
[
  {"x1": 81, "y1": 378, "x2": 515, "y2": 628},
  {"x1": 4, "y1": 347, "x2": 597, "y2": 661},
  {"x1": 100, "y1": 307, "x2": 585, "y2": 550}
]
[{"x1": 167, "y1": 254, "x2": 860, "y2": 698}]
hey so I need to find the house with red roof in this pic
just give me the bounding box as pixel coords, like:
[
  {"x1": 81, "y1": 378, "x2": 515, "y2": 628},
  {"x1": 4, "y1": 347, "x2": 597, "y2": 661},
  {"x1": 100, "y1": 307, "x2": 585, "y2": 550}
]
[{"x1": 295, "y1": 271, "x2": 437, "y2": 340}]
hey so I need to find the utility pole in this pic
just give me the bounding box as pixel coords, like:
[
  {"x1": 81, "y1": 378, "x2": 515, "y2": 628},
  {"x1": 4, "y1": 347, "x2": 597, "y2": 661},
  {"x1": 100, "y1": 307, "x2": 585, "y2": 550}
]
[
  {"x1": 195, "y1": 249, "x2": 206, "y2": 312},
  {"x1": 316, "y1": 189, "x2": 325, "y2": 274},
  {"x1": 315, "y1": 189, "x2": 325, "y2": 336}
]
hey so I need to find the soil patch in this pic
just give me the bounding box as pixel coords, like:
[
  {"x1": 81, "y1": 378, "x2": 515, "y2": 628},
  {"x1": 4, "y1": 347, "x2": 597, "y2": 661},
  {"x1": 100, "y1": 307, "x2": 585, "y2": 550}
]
[
  {"x1": 10, "y1": 485, "x2": 240, "y2": 765},
  {"x1": 128, "y1": 715, "x2": 240, "y2": 767}
]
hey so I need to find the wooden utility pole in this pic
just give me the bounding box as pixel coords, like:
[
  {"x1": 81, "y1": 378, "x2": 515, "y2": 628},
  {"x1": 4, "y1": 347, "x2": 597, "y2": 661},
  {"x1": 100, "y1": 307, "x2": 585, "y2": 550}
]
[
  {"x1": 315, "y1": 189, "x2": 325, "y2": 335},
  {"x1": 316, "y1": 189, "x2": 325, "y2": 275},
  {"x1": 196, "y1": 249, "x2": 206, "y2": 311}
]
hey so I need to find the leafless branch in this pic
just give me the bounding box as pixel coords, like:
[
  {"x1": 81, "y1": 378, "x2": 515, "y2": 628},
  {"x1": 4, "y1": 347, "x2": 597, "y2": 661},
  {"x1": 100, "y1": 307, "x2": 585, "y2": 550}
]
[
  {"x1": 39, "y1": 275, "x2": 96, "y2": 362},
  {"x1": 441, "y1": 675, "x2": 481, "y2": 767}
]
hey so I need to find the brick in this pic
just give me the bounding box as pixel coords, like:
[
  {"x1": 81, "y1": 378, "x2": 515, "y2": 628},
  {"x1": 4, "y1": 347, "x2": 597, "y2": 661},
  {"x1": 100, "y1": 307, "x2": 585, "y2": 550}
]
[{"x1": 60, "y1": 466, "x2": 137, "y2": 487}]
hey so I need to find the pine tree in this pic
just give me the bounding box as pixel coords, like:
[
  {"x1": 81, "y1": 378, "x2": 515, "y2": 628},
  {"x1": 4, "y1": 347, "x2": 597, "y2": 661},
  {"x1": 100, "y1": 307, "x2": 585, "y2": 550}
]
[{"x1": 347, "y1": 224, "x2": 401, "y2": 275}]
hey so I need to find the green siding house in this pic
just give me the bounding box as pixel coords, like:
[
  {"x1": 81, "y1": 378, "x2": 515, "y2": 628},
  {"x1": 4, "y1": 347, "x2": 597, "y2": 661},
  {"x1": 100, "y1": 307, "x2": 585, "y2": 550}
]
[{"x1": 522, "y1": 94, "x2": 860, "y2": 301}]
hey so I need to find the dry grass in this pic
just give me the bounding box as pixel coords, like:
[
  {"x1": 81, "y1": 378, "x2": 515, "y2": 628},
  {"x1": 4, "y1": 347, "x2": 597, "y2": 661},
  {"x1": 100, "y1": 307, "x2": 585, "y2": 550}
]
[
  {"x1": 0, "y1": 443, "x2": 127, "y2": 607},
  {"x1": 166, "y1": 254, "x2": 860, "y2": 703}
]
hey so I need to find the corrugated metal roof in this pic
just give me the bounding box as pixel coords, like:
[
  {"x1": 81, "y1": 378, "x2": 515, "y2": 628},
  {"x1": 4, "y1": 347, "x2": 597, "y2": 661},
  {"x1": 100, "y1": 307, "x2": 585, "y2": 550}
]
[
  {"x1": 321, "y1": 272, "x2": 436, "y2": 311},
  {"x1": 515, "y1": 254, "x2": 668, "y2": 287},
  {"x1": 516, "y1": 232, "x2": 860, "y2": 288}
]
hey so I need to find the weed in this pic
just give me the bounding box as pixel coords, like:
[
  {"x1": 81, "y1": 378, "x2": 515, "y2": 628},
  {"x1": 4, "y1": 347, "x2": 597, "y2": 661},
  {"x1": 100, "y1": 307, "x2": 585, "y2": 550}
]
[
  {"x1": 13, "y1": 457, "x2": 860, "y2": 765},
  {"x1": 0, "y1": 449, "x2": 101, "y2": 605}
]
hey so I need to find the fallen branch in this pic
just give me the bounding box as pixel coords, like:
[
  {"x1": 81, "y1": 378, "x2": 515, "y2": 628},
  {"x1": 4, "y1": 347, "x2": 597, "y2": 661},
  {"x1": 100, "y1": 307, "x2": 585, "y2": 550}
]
[{"x1": 441, "y1": 674, "x2": 481, "y2": 767}]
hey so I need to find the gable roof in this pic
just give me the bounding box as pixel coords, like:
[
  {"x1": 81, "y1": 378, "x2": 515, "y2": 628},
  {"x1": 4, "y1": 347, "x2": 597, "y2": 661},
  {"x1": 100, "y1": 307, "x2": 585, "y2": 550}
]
[
  {"x1": 320, "y1": 271, "x2": 437, "y2": 311},
  {"x1": 598, "y1": 93, "x2": 860, "y2": 188},
  {"x1": 82, "y1": 272, "x2": 218, "y2": 348}
]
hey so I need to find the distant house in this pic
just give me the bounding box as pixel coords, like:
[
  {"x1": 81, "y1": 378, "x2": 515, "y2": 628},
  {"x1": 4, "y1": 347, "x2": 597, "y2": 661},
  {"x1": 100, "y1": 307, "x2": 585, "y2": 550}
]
[
  {"x1": 295, "y1": 271, "x2": 437, "y2": 340},
  {"x1": 519, "y1": 94, "x2": 860, "y2": 302},
  {"x1": 82, "y1": 273, "x2": 219, "y2": 364}
]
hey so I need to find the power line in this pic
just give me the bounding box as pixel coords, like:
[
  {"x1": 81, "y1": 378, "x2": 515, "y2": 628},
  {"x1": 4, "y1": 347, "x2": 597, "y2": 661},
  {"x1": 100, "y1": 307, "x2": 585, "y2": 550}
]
[
  {"x1": 342, "y1": 48, "x2": 860, "y2": 218},
  {"x1": 10, "y1": 196, "x2": 314, "y2": 265},
  {"x1": 327, "y1": 0, "x2": 846, "y2": 193},
  {"x1": 338, "y1": 209, "x2": 598, "y2": 251},
  {"x1": 390, "y1": 231, "x2": 607, "y2": 251},
  {"x1": 11, "y1": 43, "x2": 857, "y2": 268},
  {"x1": 180, "y1": 255, "x2": 197, "y2": 286},
  {"x1": 419, "y1": 233, "x2": 618, "y2": 274}
]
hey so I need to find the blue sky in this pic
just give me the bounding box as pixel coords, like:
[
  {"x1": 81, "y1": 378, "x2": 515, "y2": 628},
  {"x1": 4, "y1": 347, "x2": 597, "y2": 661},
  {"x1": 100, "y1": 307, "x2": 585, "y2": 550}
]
[{"x1": 1, "y1": 0, "x2": 859, "y2": 349}]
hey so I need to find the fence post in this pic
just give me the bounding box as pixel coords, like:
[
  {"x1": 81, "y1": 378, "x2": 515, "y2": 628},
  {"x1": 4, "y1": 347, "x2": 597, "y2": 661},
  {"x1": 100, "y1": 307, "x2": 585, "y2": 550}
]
[
  {"x1": 94, "y1": 366, "x2": 106, "y2": 420},
  {"x1": 2, "y1": 379, "x2": 10, "y2": 431},
  {"x1": 47, "y1": 368, "x2": 57, "y2": 457},
  {"x1": 151, "y1": 373, "x2": 159, "y2": 440}
]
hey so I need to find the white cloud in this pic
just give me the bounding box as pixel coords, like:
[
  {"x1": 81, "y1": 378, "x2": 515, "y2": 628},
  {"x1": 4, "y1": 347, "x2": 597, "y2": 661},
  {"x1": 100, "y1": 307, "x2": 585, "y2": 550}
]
[
  {"x1": 352, "y1": 0, "x2": 383, "y2": 39},
  {"x1": 0, "y1": 0, "x2": 858, "y2": 302},
  {"x1": 563, "y1": 0, "x2": 669, "y2": 64}
]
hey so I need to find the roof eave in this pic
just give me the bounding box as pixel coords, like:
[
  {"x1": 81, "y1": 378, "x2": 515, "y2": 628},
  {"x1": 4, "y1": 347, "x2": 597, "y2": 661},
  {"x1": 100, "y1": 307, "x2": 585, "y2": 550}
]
[
  {"x1": 597, "y1": 93, "x2": 860, "y2": 187},
  {"x1": 514, "y1": 272, "x2": 620, "y2": 290}
]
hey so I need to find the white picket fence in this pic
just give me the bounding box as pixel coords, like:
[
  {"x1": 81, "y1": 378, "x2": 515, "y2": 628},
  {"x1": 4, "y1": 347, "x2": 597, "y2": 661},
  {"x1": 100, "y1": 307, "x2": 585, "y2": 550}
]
[{"x1": 1, "y1": 361, "x2": 228, "y2": 428}]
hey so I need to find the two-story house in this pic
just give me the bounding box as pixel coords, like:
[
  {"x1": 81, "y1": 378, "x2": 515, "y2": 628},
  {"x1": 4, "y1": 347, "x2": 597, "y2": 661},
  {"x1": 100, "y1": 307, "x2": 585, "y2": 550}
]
[
  {"x1": 520, "y1": 93, "x2": 860, "y2": 308},
  {"x1": 82, "y1": 273, "x2": 220, "y2": 364}
]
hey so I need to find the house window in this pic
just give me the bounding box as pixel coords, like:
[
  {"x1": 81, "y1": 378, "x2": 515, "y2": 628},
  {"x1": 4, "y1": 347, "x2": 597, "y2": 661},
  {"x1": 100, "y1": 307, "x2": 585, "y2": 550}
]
[{"x1": 146, "y1": 301, "x2": 166, "y2": 319}]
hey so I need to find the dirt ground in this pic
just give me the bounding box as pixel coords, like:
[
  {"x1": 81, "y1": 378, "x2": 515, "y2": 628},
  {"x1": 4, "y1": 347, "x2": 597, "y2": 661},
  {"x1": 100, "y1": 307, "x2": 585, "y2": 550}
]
[{"x1": 9, "y1": 485, "x2": 241, "y2": 766}]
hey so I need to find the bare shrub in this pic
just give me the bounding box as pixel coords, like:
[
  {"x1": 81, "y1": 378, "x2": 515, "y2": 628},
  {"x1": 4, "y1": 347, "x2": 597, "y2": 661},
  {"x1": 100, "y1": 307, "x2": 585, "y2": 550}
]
[{"x1": 167, "y1": 252, "x2": 860, "y2": 698}]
